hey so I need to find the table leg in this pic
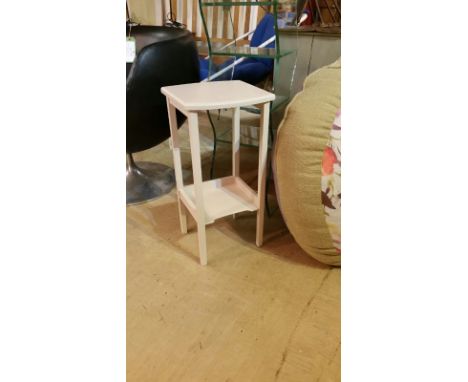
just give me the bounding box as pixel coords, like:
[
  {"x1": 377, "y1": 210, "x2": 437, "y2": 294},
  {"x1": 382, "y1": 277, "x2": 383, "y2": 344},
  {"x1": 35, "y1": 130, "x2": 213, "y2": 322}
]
[
  {"x1": 256, "y1": 102, "x2": 270, "y2": 247},
  {"x1": 166, "y1": 100, "x2": 187, "y2": 234},
  {"x1": 187, "y1": 112, "x2": 208, "y2": 266},
  {"x1": 232, "y1": 107, "x2": 240, "y2": 219},
  {"x1": 232, "y1": 106, "x2": 240, "y2": 177}
]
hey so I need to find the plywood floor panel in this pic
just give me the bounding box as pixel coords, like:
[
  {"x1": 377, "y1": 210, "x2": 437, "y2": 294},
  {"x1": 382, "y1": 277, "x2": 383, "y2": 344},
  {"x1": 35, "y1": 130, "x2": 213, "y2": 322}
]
[{"x1": 127, "y1": 112, "x2": 340, "y2": 381}]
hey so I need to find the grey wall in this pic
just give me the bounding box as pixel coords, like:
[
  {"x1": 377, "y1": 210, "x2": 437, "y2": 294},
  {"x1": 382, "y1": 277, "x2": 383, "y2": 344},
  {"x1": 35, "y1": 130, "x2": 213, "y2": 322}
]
[{"x1": 276, "y1": 30, "x2": 341, "y2": 99}]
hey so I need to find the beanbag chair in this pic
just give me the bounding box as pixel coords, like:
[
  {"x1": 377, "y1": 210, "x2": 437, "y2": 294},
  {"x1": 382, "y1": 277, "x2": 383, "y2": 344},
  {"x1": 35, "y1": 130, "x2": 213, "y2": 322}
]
[{"x1": 273, "y1": 59, "x2": 341, "y2": 266}]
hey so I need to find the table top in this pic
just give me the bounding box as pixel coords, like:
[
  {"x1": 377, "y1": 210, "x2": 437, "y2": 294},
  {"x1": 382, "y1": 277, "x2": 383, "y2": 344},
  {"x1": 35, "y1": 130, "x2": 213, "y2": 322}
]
[{"x1": 161, "y1": 80, "x2": 275, "y2": 111}]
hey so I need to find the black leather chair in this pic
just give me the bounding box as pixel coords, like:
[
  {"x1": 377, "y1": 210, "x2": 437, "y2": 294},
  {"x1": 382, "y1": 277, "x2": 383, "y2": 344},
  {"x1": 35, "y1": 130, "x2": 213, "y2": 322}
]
[{"x1": 126, "y1": 26, "x2": 199, "y2": 204}]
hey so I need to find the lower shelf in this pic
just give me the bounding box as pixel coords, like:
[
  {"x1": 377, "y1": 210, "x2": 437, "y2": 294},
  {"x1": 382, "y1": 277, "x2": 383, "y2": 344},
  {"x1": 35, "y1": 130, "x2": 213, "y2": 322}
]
[{"x1": 179, "y1": 176, "x2": 258, "y2": 224}]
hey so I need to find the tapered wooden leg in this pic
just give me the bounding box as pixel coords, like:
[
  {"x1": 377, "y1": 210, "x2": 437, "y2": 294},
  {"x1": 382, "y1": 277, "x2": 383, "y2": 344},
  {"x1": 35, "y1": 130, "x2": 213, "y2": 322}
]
[
  {"x1": 166, "y1": 100, "x2": 188, "y2": 234},
  {"x1": 196, "y1": 222, "x2": 207, "y2": 266},
  {"x1": 232, "y1": 106, "x2": 240, "y2": 177},
  {"x1": 177, "y1": 198, "x2": 188, "y2": 234},
  {"x1": 256, "y1": 102, "x2": 270, "y2": 247},
  {"x1": 232, "y1": 106, "x2": 240, "y2": 219},
  {"x1": 187, "y1": 112, "x2": 208, "y2": 265}
]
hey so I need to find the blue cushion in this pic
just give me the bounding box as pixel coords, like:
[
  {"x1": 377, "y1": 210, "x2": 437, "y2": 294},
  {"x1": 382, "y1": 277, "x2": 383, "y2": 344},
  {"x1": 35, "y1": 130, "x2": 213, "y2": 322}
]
[
  {"x1": 216, "y1": 58, "x2": 271, "y2": 83},
  {"x1": 199, "y1": 58, "x2": 210, "y2": 80},
  {"x1": 250, "y1": 13, "x2": 275, "y2": 69},
  {"x1": 198, "y1": 58, "x2": 271, "y2": 84},
  {"x1": 250, "y1": 13, "x2": 275, "y2": 47},
  {"x1": 198, "y1": 13, "x2": 275, "y2": 84}
]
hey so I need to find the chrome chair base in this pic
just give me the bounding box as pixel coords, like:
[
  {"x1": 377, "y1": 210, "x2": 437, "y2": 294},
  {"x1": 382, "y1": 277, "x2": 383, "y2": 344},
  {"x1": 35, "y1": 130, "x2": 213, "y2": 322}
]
[{"x1": 126, "y1": 154, "x2": 175, "y2": 205}]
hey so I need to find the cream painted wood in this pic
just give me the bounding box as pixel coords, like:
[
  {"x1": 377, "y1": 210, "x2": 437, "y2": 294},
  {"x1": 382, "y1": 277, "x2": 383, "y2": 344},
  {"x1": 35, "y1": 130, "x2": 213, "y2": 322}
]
[
  {"x1": 256, "y1": 102, "x2": 269, "y2": 247},
  {"x1": 162, "y1": 81, "x2": 274, "y2": 111},
  {"x1": 206, "y1": 7, "x2": 214, "y2": 38},
  {"x1": 237, "y1": 4, "x2": 247, "y2": 37},
  {"x1": 155, "y1": 0, "x2": 164, "y2": 26},
  {"x1": 230, "y1": 106, "x2": 241, "y2": 221},
  {"x1": 248, "y1": 5, "x2": 258, "y2": 41},
  {"x1": 186, "y1": 0, "x2": 193, "y2": 31},
  {"x1": 164, "y1": 0, "x2": 171, "y2": 19},
  {"x1": 195, "y1": 1, "x2": 202, "y2": 37},
  {"x1": 216, "y1": 7, "x2": 224, "y2": 38},
  {"x1": 176, "y1": 0, "x2": 184, "y2": 23},
  {"x1": 232, "y1": 107, "x2": 240, "y2": 177},
  {"x1": 162, "y1": 81, "x2": 274, "y2": 265},
  {"x1": 226, "y1": 7, "x2": 234, "y2": 39},
  {"x1": 187, "y1": 112, "x2": 208, "y2": 265},
  {"x1": 180, "y1": 176, "x2": 257, "y2": 224},
  {"x1": 166, "y1": 100, "x2": 188, "y2": 234}
]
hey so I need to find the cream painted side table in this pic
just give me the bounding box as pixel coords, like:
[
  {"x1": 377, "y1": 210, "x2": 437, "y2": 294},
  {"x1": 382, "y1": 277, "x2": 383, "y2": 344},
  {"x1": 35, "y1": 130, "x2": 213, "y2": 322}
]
[{"x1": 161, "y1": 80, "x2": 275, "y2": 265}]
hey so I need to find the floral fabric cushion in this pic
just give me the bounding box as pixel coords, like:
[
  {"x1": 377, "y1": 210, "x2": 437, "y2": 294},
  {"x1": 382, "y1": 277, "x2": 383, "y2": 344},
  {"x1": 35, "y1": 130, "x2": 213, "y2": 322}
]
[
  {"x1": 274, "y1": 59, "x2": 341, "y2": 266},
  {"x1": 321, "y1": 111, "x2": 341, "y2": 254}
]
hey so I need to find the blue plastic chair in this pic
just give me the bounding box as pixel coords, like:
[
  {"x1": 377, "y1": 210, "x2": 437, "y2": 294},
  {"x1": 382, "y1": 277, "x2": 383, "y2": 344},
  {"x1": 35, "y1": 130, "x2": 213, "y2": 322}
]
[{"x1": 199, "y1": 13, "x2": 275, "y2": 84}]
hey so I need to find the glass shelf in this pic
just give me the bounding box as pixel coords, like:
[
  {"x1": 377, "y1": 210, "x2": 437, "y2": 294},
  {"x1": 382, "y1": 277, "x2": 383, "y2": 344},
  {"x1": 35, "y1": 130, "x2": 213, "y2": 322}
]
[
  {"x1": 197, "y1": 41, "x2": 293, "y2": 60},
  {"x1": 201, "y1": 1, "x2": 277, "y2": 6},
  {"x1": 212, "y1": 45, "x2": 294, "y2": 59}
]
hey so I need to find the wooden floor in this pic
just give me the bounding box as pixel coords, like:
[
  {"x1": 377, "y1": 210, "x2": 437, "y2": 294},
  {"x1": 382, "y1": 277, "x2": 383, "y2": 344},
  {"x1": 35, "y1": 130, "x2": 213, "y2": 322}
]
[{"x1": 127, "y1": 112, "x2": 341, "y2": 382}]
